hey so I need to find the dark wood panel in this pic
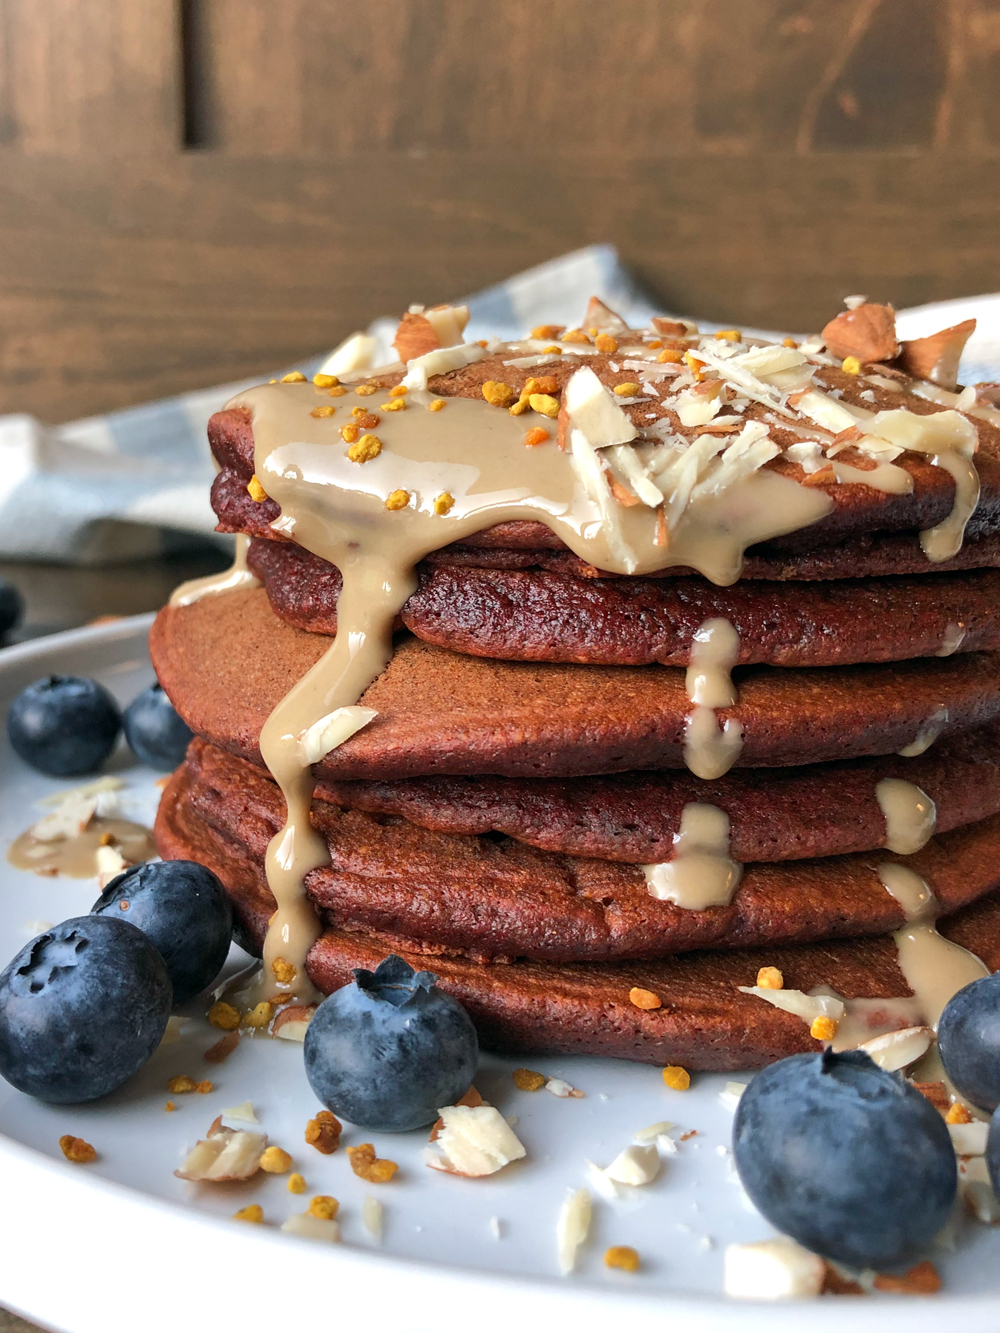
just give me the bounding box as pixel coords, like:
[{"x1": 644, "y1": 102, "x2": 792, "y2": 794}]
[
  {"x1": 0, "y1": 0, "x2": 178, "y2": 153},
  {"x1": 0, "y1": 149, "x2": 997, "y2": 422}
]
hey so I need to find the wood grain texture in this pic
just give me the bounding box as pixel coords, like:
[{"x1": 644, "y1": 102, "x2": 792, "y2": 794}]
[{"x1": 0, "y1": 0, "x2": 996, "y2": 422}]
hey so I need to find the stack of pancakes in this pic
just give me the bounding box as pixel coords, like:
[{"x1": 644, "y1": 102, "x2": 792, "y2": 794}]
[{"x1": 152, "y1": 302, "x2": 1000, "y2": 1069}]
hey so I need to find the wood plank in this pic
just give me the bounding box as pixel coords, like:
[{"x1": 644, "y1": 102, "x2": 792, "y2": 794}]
[
  {"x1": 0, "y1": 0, "x2": 178, "y2": 154},
  {"x1": 0, "y1": 150, "x2": 996, "y2": 421}
]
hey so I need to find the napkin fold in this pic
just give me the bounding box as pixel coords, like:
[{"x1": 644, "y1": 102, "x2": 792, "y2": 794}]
[{"x1": 0, "y1": 244, "x2": 996, "y2": 565}]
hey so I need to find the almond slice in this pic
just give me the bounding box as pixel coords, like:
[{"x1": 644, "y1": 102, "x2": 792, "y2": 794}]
[
  {"x1": 175, "y1": 1121, "x2": 267, "y2": 1182},
  {"x1": 857, "y1": 1025, "x2": 934, "y2": 1072}
]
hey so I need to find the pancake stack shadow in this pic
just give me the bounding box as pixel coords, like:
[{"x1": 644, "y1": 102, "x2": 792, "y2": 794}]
[{"x1": 151, "y1": 317, "x2": 1000, "y2": 1070}]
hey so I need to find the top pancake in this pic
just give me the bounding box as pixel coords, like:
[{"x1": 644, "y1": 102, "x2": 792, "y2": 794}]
[
  {"x1": 207, "y1": 343, "x2": 1000, "y2": 575},
  {"x1": 151, "y1": 587, "x2": 1000, "y2": 779}
]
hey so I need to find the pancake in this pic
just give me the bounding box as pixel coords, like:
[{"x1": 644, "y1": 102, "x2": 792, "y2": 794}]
[
  {"x1": 207, "y1": 344, "x2": 1000, "y2": 566},
  {"x1": 318, "y1": 726, "x2": 1000, "y2": 863},
  {"x1": 154, "y1": 766, "x2": 1000, "y2": 1069},
  {"x1": 213, "y1": 467, "x2": 1000, "y2": 581},
  {"x1": 246, "y1": 536, "x2": 1000, "y2": 667},
  {"x1": 150, "y1": 588, "x2": 1000, "y2": 779},
  {"x1": 157, "y1": 739, "x2": 1000, "y2": 963}
]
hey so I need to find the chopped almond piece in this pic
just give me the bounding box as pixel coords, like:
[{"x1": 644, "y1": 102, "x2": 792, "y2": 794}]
[
  {"x1": 802, "y1": 464, "x2": 837, "y2": 487},
  {"x1": 176, "y1": 1121, "x2": 267, "y2": 1182},
  {"x1": 204, "y1": 1032, "x2": 239, "y2": 1064},
  {"x1": 897, "y1": 319, "x2": 976, "y2": 391},
  {"x1": 272, "y1": 1005, "x2": 316, "y2": 1042},
  {"x1": 429, "y1": 1086, "x2": 485, "y2": 1140},
  {"x1": 821, "y1": 303, "x2": 899, "y2": 363},
  {"x1": 393, "y1": 311, "x2": 440, "y2": 361},
  {"x1": 652, "y1": 317, "x2": 689, "y2": 337},
  {"x1": 305, "y1": 1109, "x2": 342, "y2": 1155},
  {"x1": 347, "y1": 1143, "x2": 398, "y2": 1183},
  {"x1": 913, "y1": 1081, "x2": 950, "y2": 1111}
]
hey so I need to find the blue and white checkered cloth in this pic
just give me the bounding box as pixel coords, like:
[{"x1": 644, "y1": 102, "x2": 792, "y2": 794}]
[{"x1": 1, "y1": 244, "x2": 997, "y2": 564}]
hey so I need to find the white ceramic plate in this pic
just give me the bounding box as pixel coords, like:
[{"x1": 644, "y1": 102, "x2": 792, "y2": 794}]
[{"x1": 0, "y1": 617, "x2": 997, "y2": 1333}]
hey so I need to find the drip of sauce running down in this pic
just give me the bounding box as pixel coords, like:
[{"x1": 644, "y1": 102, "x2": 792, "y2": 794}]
[
  {"x1": 876, "y1": 862, "x2": 989, "y2": 1087},
  {"x1": 897, "y1": 707, "x2": 948, "y2": 757},
  {"x1": 170, "y1": 534, "x2": 260, "y2": 608},
  {"x1": 682, "y1": 618, "x2": 744, "y2": 780},
  {"x1": 875, "y1": 778, "x2": 937, "y2": 854},
  {"x1": 642, "y1": 803, "x2": 743, "y2": 910},
  {"x1": 175, "y1": 383, "x2": 834, "y2": 1001},
  {"x1": 7, "y1": 820, "x2": 155, "y2": 878}
]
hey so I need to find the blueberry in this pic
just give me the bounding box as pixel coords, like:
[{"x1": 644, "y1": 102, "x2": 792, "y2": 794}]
[
  {"x1": 123, "y1": 683, "x2": 193, "y2": 770},
  {"x1": 0, "y1": 916, "x2": 171, "y2": 1103},
  {"x1": 92, "y1": 860, "x2": 232, "y2": 1007},
  {"x1": 938, "y1": 972, "x2": 1000, "y2": 1112},
  {"x1": 7, "y1": 675, "x2": 121, "y2": 777},
  {"x1": 303, "y1": 955, "x2": 479, "y2": 1132},
  {"x1": 733, "y1": 1049, "x2": 956, "y2": 1270},
  {"x1": 988, "y1": 1108, "x2": 1000, "y2": 1200},
  {"x1": 0, "y1": 581, "x2": 23, "y2": 639}
]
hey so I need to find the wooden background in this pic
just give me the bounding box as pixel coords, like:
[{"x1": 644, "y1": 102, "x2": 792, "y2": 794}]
[{"x1": 0, "y1": 0, "x2": 998, "y2": 424}]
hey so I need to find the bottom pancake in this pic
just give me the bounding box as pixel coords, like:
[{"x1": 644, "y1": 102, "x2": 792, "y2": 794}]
[
  {"x1": 156, "y1": 772, "x2": 1000, "y2": 1069},
  {"x1": 157, "y1": 738, "x2": 1000, "y2": 963}
]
